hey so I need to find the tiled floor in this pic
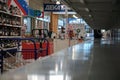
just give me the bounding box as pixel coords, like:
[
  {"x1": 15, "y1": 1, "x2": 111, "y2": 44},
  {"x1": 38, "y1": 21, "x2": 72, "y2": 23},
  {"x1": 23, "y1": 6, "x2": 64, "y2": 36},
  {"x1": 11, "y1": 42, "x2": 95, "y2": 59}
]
[
  {"x1": 53, "y1": 39, "x2": 80, "y2": 52},
  {"x1": 1, "y1": 38, "x2": 120, "y2": 80}
]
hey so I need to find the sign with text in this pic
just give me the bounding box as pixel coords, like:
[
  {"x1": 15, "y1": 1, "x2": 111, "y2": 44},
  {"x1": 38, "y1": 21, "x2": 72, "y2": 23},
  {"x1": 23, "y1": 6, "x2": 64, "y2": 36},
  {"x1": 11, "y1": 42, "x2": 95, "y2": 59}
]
[{"x1": 44, "y1": 4, "x2": 66, "y2": 12}]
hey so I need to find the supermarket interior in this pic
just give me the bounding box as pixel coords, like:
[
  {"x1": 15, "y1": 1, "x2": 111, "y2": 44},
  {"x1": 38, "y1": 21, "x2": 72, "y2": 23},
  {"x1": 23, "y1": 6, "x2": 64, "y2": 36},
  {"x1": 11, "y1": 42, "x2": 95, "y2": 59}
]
[{"x1": 1, "y1": 0, "x2": 120, "y2": 80}]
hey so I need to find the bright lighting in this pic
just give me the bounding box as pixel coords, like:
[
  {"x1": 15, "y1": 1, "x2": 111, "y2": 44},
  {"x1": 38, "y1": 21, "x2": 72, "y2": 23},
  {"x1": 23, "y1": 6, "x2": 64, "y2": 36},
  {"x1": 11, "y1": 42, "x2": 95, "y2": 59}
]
[
  {"x1": 101, "y1": 29, "x2": 106, "y2": 33},
  {"x1": 27, "y1": 75, "x2": 45, "y2": 80},
  {"x1": 73, "y1": 15, "x2": 78, "y2": 18},
  {"x1": 85, "y1": 8, "x2": 89, "y2": 12},
  {"x1": 56, "y1": 1, "x2": 60, "y2": 4},
  {"x1": 50, "y1": 75, "x2": 63, "y2": 80},
  {"x1": 61, "y1": 5, "x2": 64, "y2": 9},
  {"x1": 89, "y1": 14, "x2": 92, "y2": 17}
]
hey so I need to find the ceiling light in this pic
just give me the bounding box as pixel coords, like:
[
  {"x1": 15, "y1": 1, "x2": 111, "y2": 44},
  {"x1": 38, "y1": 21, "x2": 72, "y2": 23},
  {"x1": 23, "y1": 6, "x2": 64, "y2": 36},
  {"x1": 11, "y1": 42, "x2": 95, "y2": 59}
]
[
  {"x1": 56, "y1": 0, "x2": 60, "y2": 4},
  {"x1": 85, "y1": 8, "x2": 89, "y2": 12},
  {"x1": 80, "y1": 0, "x2": 85, "y2": 4},
  {"x1": 73, "y1": 15, "x2": 78, "y2": 18},
  {"x1": 89, "y1": 14, "x2": 92, "y2": 17}
]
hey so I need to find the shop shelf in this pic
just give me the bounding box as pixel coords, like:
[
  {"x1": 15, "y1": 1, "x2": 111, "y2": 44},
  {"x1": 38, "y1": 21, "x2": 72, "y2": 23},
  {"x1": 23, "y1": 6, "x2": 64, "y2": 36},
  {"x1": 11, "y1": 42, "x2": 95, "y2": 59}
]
[{"x1": 0, "y1": 10, "x2": 22, "y2": 18}]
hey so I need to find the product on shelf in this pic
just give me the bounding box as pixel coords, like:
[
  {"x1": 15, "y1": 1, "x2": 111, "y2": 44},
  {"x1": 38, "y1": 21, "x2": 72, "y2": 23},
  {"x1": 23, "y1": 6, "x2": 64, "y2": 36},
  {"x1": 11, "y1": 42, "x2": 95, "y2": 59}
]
[
  {"x1": 0, "y1": 0, "x2": 23, "y2": 73},
  {"x1": 0, "y1": 1, "x2": 2, "y2": 10},
  {"x1": 0, "y1": 27, "x2": 3, "y2": 36},
  {"x1": 9, "y1": 5, "x2": 21, "y2": 15},
  {"x1": 0, "y1": 0, "x2": 8, "y2": 12},
  {"x1": 0, "y1": 15, "x2": 2, "y2": 23},
  {"x1": 0, "y1": 0, "x2": 22, "y2": 46}
]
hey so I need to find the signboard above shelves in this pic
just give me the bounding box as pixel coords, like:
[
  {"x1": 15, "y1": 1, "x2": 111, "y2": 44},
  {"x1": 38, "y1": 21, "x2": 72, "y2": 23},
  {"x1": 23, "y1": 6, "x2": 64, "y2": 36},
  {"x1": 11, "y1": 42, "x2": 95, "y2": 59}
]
[{"x1": 44, "y1": 4, "x2": 73, "y2": 12}]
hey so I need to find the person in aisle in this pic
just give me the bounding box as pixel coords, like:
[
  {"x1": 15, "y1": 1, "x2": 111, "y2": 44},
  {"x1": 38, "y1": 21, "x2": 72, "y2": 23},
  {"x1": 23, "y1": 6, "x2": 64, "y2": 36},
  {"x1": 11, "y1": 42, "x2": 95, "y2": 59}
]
[
  {"x1": 68, "y1": 30, "x2": 74, "y2": 40},
  {"x1": 48, "y1": 29, "x2": 56, "y2": 39},
  {"x1": 60, "y1": 27, "x2": 65, "y2": 40},
  {"x1": 48, "y1": 30, "x2": 53, "y2": 38}
]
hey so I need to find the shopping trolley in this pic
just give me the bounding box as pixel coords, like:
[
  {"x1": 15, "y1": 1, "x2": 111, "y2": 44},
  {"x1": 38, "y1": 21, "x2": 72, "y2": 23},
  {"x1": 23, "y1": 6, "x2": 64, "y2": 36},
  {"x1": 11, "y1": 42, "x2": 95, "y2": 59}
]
[{"x1": 0, "y1": 38, "x2": 48, "y2": 73}]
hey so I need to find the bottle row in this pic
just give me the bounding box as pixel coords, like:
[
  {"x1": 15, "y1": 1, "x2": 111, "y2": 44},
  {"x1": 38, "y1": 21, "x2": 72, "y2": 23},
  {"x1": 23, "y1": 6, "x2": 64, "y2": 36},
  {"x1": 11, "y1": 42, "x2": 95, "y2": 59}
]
[
  {"x1": 0, "y1": 27, "x2": 21, "y2": 36},
  {"x1": 0, "y1": 14, "x2": 21, "y2": 26},
  {"x1": 0, "y1": 39, "x2": 19, "y2": 48}
]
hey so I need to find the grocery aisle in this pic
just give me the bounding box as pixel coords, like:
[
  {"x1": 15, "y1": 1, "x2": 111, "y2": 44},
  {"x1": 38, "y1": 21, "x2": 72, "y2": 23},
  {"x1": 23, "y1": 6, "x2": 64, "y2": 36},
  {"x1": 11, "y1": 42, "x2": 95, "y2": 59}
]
[{"x1": 1, "y1": 38, "x2": 120, "y2": 80}]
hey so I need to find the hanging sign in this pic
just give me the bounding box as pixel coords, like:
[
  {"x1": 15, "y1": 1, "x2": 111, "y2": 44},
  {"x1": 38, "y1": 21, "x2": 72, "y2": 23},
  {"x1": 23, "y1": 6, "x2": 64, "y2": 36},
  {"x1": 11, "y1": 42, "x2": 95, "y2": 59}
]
[
  {"x1": 44, "y1": 4, "x2": 74, "y2": 13},
  {"x1": 11, "y1": 0, "x2": 42, "y2": 17},
  {"x1": 14, "y1": 0, "x2": 29, "y2": 15},
  {"x1": 44, "y1": 4, "x2": 64, "y2": 12},
  {"x1": 34, "y1": 10, "x2": 41, "y2": 17}
]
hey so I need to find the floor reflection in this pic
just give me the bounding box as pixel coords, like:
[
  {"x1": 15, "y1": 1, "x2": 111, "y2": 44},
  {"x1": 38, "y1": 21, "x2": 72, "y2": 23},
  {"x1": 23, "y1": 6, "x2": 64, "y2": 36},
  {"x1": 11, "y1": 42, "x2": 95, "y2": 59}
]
[
  {"x1": 71, "y1": 41, "x2": 93, "y2": 61},
  {"x1": 1, "y1": 40, "x2": 94, "y2": 80},
  {"x1": 27, "y1": 73, "x2": 71, "y2": 80}
]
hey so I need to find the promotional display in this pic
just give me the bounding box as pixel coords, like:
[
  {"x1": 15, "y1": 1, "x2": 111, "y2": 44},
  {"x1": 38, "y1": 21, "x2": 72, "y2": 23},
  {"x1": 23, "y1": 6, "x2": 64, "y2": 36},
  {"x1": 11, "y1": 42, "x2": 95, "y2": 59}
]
[{"x1": 66, "y1": 23, "x2": 86, "y2": 39}]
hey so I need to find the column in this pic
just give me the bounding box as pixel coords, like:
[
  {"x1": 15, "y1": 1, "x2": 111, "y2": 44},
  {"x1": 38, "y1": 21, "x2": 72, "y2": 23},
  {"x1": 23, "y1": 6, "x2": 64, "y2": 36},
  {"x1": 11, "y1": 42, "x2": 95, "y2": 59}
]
[{"x1": 49, "y1": 13, "x2": 58, "y2": 33}]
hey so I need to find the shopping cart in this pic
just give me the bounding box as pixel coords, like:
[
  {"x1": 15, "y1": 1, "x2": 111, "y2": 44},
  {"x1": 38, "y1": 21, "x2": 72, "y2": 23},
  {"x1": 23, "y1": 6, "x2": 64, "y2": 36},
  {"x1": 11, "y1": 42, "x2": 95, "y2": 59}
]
[{"x1": 0, "y1": 38, "x2": 48, "y2": 73}]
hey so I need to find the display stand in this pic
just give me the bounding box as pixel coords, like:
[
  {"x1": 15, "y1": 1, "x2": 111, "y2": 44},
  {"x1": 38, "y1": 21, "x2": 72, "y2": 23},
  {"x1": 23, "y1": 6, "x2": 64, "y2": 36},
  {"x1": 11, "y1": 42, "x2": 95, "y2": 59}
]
[{"x1": 0, "y1": 1, "x2": 22, "y2": 73}]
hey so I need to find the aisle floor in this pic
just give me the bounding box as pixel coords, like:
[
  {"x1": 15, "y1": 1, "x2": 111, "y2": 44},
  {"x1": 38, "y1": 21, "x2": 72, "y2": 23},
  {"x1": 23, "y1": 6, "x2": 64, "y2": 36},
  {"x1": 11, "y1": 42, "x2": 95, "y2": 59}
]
[{"x1": 1, "y1": 38, "x2": 120, "y2": 80}]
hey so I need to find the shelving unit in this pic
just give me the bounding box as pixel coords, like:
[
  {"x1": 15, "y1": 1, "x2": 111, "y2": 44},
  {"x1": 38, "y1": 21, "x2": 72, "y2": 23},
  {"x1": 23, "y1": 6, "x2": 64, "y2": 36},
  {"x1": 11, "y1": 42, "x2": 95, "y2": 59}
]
[
  {"x1": 0, "y1": 1, "x2": 22, "y2": 73},
  {"x1": 35, "y1": 16, "x2": 50, "y2": 30},
  {"x1": 0, "y1": 38, "x2": 49, "y2": 73},
  {"x1": 0, "y1": 11, "x2": 22, "y2": 37},
  {"x1": 0, "y1": 1, "x2": 22, "y2": 48},
  {"x1": 35, "y1": 19, "x2": 43, "y2": 29},
  {"x1": 0, "y1": 1, "x2": 52, "y2": 73},
  {"x1": 0, "y1": 49, "x2": 3, "y2": 73}
]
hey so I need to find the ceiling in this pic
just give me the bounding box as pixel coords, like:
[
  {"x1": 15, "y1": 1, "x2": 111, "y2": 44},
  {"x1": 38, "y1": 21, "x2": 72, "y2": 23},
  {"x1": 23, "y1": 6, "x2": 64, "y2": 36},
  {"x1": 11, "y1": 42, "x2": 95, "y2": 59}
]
[{"x1": 63, "y1": 0, "x2": 120, "y2": 29}]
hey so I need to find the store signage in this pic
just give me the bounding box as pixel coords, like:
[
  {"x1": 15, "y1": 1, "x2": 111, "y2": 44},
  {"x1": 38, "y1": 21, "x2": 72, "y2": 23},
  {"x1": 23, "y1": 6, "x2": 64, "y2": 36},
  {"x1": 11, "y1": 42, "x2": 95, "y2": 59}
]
[
  {"x1": 44, "y1": 4, "x2": 65, "y2": 12},
  {"x1": 34, "y1": 10, "x2": 41, "y2": 17},
  {"x1": 8, "y1": 0, "x2": 28, "y2": 15},
  {"x1": 29, "y1": 9, "x2": 42, "y2": 17},
  {"x1": 10, "y1": 0, "x2": 42, "y2": 17},
  {"x1": 14, "y1": 0, "x2": 29, "y2": 15}
]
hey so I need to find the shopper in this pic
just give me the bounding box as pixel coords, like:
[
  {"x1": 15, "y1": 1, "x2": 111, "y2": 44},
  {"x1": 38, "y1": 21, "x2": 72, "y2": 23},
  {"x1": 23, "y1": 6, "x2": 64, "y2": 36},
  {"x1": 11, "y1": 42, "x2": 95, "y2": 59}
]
[
  {"x1": 48, "y1": 30, "x2": 52, "y2": 38},
  {"x1": 60, "y1": 27, "x2": 65, "y2": 39}
]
